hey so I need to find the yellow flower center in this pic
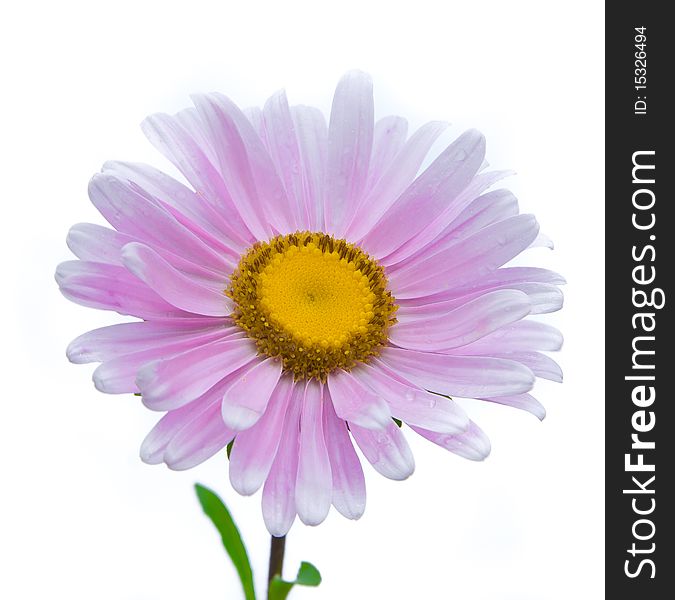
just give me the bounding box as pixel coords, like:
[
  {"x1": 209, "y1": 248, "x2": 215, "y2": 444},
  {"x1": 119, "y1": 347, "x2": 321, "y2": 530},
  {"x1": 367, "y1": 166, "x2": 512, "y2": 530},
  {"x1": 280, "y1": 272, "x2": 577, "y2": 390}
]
[{"x1": 227, "y1": 232, "x2": 397, "y2": 380}]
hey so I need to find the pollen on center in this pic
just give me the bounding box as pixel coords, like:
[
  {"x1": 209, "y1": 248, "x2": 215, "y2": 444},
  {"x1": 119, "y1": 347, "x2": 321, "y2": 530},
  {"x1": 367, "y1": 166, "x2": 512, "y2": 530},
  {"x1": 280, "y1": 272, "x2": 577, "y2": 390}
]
[{"x1": 227, "y1": 232, "x2": 398, "y2": 381}]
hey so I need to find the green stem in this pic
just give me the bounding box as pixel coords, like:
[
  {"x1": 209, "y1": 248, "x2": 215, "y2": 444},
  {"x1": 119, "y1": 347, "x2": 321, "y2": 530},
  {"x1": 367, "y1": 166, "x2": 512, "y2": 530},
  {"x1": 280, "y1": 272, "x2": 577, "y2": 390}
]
[{"x1": 267, "y1": 535, "x2": 286, "y2": 598}]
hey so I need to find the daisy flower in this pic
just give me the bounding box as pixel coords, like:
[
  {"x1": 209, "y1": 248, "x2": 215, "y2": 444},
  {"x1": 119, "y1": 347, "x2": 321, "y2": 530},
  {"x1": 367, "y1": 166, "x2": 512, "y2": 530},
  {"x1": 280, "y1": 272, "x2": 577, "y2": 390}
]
[{"x1": 57, "y1": 71, "x2": 563, "y2": 536}]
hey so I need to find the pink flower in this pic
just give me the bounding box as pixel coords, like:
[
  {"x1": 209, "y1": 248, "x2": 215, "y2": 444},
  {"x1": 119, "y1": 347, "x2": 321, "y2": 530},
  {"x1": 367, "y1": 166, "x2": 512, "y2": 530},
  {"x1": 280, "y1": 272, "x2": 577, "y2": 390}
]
[{"x1": 57, "y1": 71, "x2": 563, "y2": 536}]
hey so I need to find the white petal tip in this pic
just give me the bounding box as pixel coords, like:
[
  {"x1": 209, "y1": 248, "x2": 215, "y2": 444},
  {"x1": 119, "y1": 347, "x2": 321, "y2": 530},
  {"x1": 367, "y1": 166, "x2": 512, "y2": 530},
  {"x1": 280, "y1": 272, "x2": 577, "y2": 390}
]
[
  {"x1": 388, "y1": 467, "x2": 415, "y2": 481},
  {"x1": 523, "y1": 370, "x2": 537, "y2": 392},
  {"x1": 139, "y1": 388, "x2": 173, "y2": 412},
  {"x1": 65, "y1": 344, "x2": 87, "y2": 364},
  {"x1": 135, "y1": 361, "x2": 158, "y2": 390},
  {"x1": 472, "y1": 437, "x2": 492, "y2": 461},
  {"x1": 334, "y1": 499, "x2": 366, "y2": 520},
  {"x1": 264, "y1": 518, "x2": 295, "y2": 538},
  {"x1": 54, "y1": 263, "x2": 69, "y2": 286},
  {"x1": 165, "y1": 461, "x2": 193, "y2": 472},
  {"x1": 297, "y1": 508, "x2": 330, "y2": 527},
  {"x1": 431, "y1": 418, "x2": 471, "y2": 436},
  {"x1": 340, "y1": 69, "x2": 373, "y2": 83},
  {"x1": 343, "y1": 509, "x2": 366, "y2": 520},
  {"x1": 221, "y1": 406, "x2": 262, "y2": 431},
  {"x1": 232, "y1": 485, "x2": 259, "y2": 497},
  {"x1": 91, "y1": 369, "x2": 124, "y2": 394},
  {"x1": 229, "y1": 474, "x2": 263, "y2": 497},
  {"x1": 462, "y1": 441, "x2": 491, "y2": 462},
  {"x1": 119, "y1": 242, "x2": 144, "y2": 271},
  {"x1": 461, "y1": 128, "x2": 486, "y2": 147},
  {"x1": 139, "y1": 449, "x2": 163, "y2": 465},
  {"x1": 91, "y1": 374, "x2": 105, "y2": 392}
]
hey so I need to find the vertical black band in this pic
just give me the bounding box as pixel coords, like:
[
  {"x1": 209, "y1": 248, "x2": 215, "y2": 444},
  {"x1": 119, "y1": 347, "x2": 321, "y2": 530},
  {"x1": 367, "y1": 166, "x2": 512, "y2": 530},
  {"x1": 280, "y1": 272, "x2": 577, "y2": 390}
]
[{"x1": 606, "y1": 3, "x2": 670, "y2": 595}]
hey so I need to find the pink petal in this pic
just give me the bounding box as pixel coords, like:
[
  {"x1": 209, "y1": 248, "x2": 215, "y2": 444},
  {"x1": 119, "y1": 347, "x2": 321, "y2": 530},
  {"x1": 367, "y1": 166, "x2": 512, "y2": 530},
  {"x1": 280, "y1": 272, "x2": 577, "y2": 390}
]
[
  {"x1": 388, "y1": 189, "x2": 520, "y2": 274},
  {"x1": 454, "y1": 170, "x2": 517, "y2": 208},
  {"x1": 93, "y1": 330, "x2": 246, "y2": 395},
  {"x1": 262, "y1": 91, "x2": 307, "y2": 228},
  {"x1": 412, "y1": 420, "x2": 491, "y2": 461},
  {"x1": 324, "y1": 70, "x2": 374, "y2": 236},
  {"x1": 103, "y1": 161, "x2": 246, "y2": 257},
  {"x1": 228, "y1": 374, "x2": 294, "y2": 495},
  {"x1": 192, "y1": 93, "x2": 294, "y2": 237},
  {"x1": 364, "y1": 116, "x2": 408, "y2": 195},
  {"x1": 390, "y1": 290, "x2": 531, "y2": 352},
  {"x1": 354, "y1": 363, "x2": 469, "y2": 434},
  {"x1": 88, "y1": 173, "x2": 230, "y2": 275},
  {"x1": 262, "y1": 384, "x2": 303, "y2": 537},
  {"x1": 478, "y1": 393, "x2": 547, "y2": 420},
  {"x1": 456, "y1": 266, "x2": 567, "y2": 288},
  {"x1": 399, "y1": 282, "x2": 563, "y2": 316},
  {"x1": 418, "y1": 190, "x2": 518, "y2": 263},
  {"x1": 379, "y1": 347, "x2": 535, "y2": 398},
  {"x1": 389, "y1": 214, "x2": 539, "y2": 299},
  {"x1": 519, "y1": 284, "x2": 564, "y2": 314},
  {"x1": 529, "y1": 232, "x2": 555, "y2": 249},
  {"x1": 347, "y1": 120, "x2": 448, "y2": 241},
  {"x1": 382, "y1": 169, "x2": 514, "y2": 266},
  {"x1": 435, "y1": 188, "x2": 520, "y2": 245},
  {"x1": 243, "y1": 106, "x2": 265, "y2": 140},
  {"x1": 55, "y1": 260, "x2": 188, "y2": 319},
  {"x1": 326, "y1": 369, "x2": 391, "y2": 429},
  {"x1": 136, "y1": 337, "x2": 258, "y2": 410},
  {"x1": 141, "y1": 363, "x2": 256, "y2": 466},
  {"x1": 164, "y1": 398, "x2": 236, "y2": 470},
  {"x1": 221, "y1": 357, "x2": 283, "y2": 430},
  {"x1": 69, "y1": 318, "x2": 234, "y2": 363},
  {"x1": 141, "y1": 113, "x2": 254, "y2": 244},
  {"x1": 140, "y1": 395, "x2": 217, "y2": 465},
  {"x1": 451, "y1": 320, "x2": 563, "y2": 355},
  {"x1": 173, "y1": 107, "x2": 218, "y2": 165},
  {"x1": 359, "y1": 129, "x2": 485, "y2": 259},
  {"x1": 349, "y1": 421, "x2": 415, "y2": 480},
  {"x1": 66, "y1": 223, "x2": 135, "y2": 266},
  {"x1": 491, "y1": 351, "x2": 563, "y2": 383},
  {"x1": 322, "y1": 393, "x2": 366, "y2": 519},
  {"x1": 291, "y1": 105, "x2": 327, "y2": 231},
  {"x1": 129, "y1": 242, "x2": 233, "y2": 291},
  {"x1": 397, "y1": 266, "x2": 566, "y2": 307},
  {"x1": 121, "y1": 243, "x2": 232, "y2": 317},
  {"x1": 295, "y1": 381, "x2": 332, "y2": 526}
]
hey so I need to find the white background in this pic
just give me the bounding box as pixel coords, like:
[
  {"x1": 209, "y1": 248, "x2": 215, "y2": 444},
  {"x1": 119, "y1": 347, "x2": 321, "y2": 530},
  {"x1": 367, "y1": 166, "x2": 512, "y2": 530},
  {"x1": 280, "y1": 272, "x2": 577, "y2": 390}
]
[{"x1": 0, "y1": 1, "x2": 604, "y2": 599}]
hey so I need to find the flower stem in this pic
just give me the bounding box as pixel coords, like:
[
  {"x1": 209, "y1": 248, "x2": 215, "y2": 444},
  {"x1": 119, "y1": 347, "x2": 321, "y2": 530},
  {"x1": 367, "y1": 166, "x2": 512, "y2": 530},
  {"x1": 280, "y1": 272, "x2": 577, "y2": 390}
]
[{"x1": 267, "y1": 535, "x2": 286, "y2": 597}]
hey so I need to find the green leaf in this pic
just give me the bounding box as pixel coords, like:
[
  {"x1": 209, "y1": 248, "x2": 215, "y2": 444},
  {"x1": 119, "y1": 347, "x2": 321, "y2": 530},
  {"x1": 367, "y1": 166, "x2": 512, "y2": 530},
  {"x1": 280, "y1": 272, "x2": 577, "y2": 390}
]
[
  {"x1": 195, "y1": 484, "x2": 256, "y2": 600},
  {"x1": 268, "y1": 578, "x2": 293, "y2": 600},
  {"x1": 392, "y1": 417, "x2": 402, "y2": 428},
  {"x1": 295, "y1": 562, "x2": 321, "y2": 586},
  {"x1": 226, "y1": 439, "x2": 234, "y2": 459},
  {"x1": 269, "y1": 561, "x2": 322, "y2": 600}
]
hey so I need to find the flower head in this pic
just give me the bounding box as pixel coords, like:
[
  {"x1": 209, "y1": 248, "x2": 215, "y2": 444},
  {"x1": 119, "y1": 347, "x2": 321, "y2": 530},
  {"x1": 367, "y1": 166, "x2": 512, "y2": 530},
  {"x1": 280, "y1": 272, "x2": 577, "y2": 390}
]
[{"x1": 57, "y1": 71, "x2": 563, "y2": 535}]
